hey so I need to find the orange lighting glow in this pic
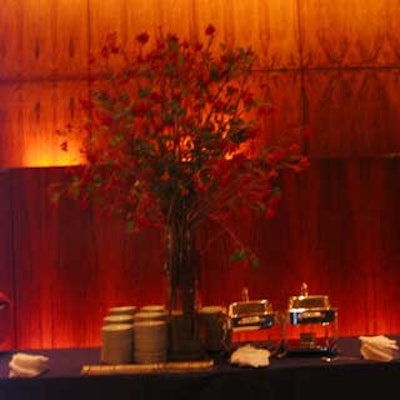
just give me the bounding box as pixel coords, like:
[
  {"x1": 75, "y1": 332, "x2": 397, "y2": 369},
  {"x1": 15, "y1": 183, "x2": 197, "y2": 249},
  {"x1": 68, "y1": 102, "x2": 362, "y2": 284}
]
[{"x1": 22, "y1": 132, "x2": 84, "y2": 167}]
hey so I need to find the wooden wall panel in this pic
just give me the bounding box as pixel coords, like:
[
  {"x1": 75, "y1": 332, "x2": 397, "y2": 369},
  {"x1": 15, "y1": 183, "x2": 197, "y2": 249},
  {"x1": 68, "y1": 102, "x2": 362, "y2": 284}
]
[
  {"x1": 299, "y1": 0, "x2": 398, "y2": 68},
  {"x1": 16, "y1": 0, "x2": 88, "y2": 79},
  {"x1": 88, "y1": 0, "x2": 127, "y2": 61},
  {"x1": 0, "y1": 81, "x2": 87, "y2": 168},
  {"x1": 0, "y1": 170, "x2": 15, "y2": 349},
  {"x1": 88, "y1": 0, "x2": 193, "y2": 54},
  {"x1": 385, "y1": 0, "x2": 400, "y2": 64},
  {"x1": 0, "y1": 0, "x2": 22, "y2": 79},
  {"x1": 255, "y1": 71, "x2": 305, "y2": 146},
  {"x1": 194, "y1": 0, "x2": 301, "y2": 69},
  {"x1": 124, "y1": 0, "x2": 176, "y2": 47},
  {"x1": 10, "y1": 168, "x2": 167, "y2": 349},
  {"x1": 152, "y1": 0, "x2": 196, "y2": 40},
  {"x1": 46, "y1": 0, "x2": 89, "y2": 78},
  {"x1": 19, "y1": 0, "x2": 60, "y2": 78},
  {"x1": 0, "y1": 0, "x2": 88, "y2": 80},
  {"x1": 11, "y1": 167, "x2": 101, "y2": 348},
  {"x1": 0, "y1": 83, "x2": 24, "y2": 167},
  {"x1": 305, "y1": 70, "x2": 400, "y2": 157},
  {"x1": 91, "y1": 219, "x2": 166, "y2": 315},
  {"x1": 18, "y1": 80, "x2": 87, "y2": 167},
  {"x1": 376, "y1": 159, "x2": 400, "y2": 333},
  {"x1": 89, "y1": 0, "x2": 196, "y2": 61},
  {"x1": 2, "y1": 0, "x2": 400, "y2": 164},
  {"x1": 11, "y1": 168, "x2": 55, "y2": 348}
]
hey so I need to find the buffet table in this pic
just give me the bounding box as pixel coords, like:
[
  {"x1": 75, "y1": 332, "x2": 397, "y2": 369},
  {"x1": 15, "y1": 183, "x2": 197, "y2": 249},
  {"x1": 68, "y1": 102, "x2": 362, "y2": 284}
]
[{"x1": 0, "y1": 336, "x2": 399, "y2": 400}]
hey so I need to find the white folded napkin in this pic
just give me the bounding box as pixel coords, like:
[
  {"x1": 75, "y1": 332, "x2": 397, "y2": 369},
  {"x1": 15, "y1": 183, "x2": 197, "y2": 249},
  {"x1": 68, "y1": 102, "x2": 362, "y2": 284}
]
[
  {"x1": 359, "y1": 335, "x2": 399, "y2": 362},
  {"x1": 8, "y1": 352, "x2": 49, "y2": 377},
  {"x1": 230, "y1": 344, "x2": 270, "y2": 367}
]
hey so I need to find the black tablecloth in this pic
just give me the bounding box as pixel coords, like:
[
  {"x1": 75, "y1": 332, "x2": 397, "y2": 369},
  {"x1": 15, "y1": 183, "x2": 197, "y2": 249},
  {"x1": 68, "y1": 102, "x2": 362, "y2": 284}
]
[{"x1": 0, "y1": 336, "x2": 399, "y2": 400}]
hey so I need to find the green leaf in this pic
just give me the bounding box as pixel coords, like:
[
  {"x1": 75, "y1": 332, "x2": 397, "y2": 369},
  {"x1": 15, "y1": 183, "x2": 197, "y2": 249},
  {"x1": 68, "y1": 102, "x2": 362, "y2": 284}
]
[
  {"x1": 250, "y1": 256, "x2": 260, "y2": 269},
  {"x1": 229, "y1": 248, "x2": 247, "y2": 264},
  {"x1": 125, "y1": 219, "x2": 135, "y2": 234},
  {"x1": 139, "y1": 87, "x2": 151, "y2": 98},
  {"x1": 210, "y1": 63, "x2": 219, "y2": 81}
]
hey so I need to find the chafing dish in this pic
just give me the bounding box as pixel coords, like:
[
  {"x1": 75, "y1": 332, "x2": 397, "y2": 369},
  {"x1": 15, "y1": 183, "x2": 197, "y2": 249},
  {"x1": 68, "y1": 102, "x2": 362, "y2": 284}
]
[
  {"x1": 284, "y1": 282, "x2": 338, "y2": 355},
  {"x1": 225, "y1": 288, "x2": 280, "y2": 351},
  {"x1": 227, "y1": 299, "x2": 275, "y2": 330}
]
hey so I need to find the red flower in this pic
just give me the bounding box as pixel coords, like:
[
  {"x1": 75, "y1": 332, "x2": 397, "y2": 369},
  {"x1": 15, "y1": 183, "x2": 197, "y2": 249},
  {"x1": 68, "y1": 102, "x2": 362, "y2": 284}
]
[
  {"x1": 136, "y1": 32, "x2": 149, "y2": 45},
  {"x1": 293, "y1": 157, "x2": 310, "y2": 172},
  {"x1": 268, "y1": 149, "x2": 285, "y2": 164},
  {"x1": 166, "y1": 34, "x2": 179, "y2": 44},
  {"x1": 265, "y1": 207, "x2": 276, "y2": 219},
  {"x1": 180, "y1": 188, "x2": 189, "y2": 196},
  {"x1": 205, "y1": 24, "x2": 216, "y2": 36},
  {"x1": 60, "y1": 141, "x2": 68, "y2": 152}
]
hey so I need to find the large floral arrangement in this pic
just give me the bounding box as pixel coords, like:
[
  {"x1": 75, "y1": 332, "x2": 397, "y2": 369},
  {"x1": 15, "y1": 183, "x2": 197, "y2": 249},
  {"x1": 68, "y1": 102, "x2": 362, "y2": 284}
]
[{"x1": 52, "y1": 24, "x2": 309, "y2": 355}]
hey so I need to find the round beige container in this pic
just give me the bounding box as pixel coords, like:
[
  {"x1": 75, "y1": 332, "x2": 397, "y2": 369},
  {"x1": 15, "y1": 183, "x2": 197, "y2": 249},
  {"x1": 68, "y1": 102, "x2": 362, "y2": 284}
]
[
  {"x1": 101, "y1": 323, "x2": 133, "y2": 364},
  {"x1": 133, "y1": 311, "x2": 168, "y2": 322},
  {"x1": 103, "y1": 314, "x2": 134, "y2": 325},
  {"x1": 140, "y1": 304, "x2": 166, "y2": 313},
  {"x1": 133, "y1": 320, "x2": 168, "y2": 364},
  {"x1": 108, "y1": 305, "x2": 137, "y2": 316}
]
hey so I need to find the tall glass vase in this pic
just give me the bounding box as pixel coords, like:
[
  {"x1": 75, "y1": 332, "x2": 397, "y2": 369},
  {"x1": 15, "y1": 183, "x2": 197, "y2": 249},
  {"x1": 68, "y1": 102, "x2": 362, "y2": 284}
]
[{"x1": 165, "y1": 215, "x2": 204, "y2": 361}]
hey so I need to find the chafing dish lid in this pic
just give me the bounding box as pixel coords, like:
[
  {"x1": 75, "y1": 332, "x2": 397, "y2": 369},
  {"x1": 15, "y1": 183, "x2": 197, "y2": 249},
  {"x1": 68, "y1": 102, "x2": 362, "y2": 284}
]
[
  {"x1": 288, "y1": 282, "x2": 332, "y2": 311},
  {"x1": 228, "y1": 299, "x2": 273, "y2": 318},
  {"x1": 288, "y1": 295, "x2": 330, "y2": 310}
]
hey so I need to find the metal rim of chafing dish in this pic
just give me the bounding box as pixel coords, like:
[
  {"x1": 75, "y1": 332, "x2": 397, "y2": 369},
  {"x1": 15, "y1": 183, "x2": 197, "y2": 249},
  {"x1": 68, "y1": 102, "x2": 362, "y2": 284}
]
[
  {"x1": 228, "y1": 299, "x2": 273, "y2": 318},
  {"x1": 288, "y1": 307, "x2": 337, "y2": 325},
  {"x1": 288, "y1": 294, "x2": 330, "y2": 310},
  {"x1": 227, "y1": 299, "x2": 275, "y2": 330}
]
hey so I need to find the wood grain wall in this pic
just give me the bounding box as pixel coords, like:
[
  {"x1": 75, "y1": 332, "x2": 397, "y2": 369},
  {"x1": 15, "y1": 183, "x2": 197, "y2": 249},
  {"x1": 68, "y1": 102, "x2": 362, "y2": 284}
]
[{"x1": 1, "y1": 0, "x2": 400, "y2": 349}]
